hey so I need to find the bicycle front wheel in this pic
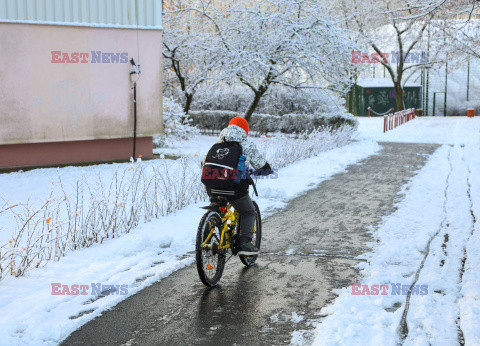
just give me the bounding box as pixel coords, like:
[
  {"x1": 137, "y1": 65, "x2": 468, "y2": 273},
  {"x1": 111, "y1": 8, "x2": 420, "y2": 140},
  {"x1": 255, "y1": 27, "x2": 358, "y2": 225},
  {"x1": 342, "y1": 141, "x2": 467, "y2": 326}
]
[
  {"x1": 239, "y1": 200, "x2": 262, "y2": 267},
  {"x1": 195, "y1": 211, "x2": 226, "y2": 287}
]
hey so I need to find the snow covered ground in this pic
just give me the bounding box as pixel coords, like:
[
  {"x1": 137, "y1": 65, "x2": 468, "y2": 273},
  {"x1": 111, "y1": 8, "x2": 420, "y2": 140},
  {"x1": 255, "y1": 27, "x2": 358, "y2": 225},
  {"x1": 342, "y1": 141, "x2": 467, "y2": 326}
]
[
  {"x1": 2, "y1": 115, "x2": 479, "y2": 345},
  {"x1": 153, "y1": 134, "x2": 214, "y2": 157},
  {"x1": 357, "y1": 116, "x2": 480, "y2": 145},
  {"x1": 0, "y1": 135, "x2": 380, "y2": 344},
  {"x1": 310, "y1": 116, "x2": 480, "y2": 345}
]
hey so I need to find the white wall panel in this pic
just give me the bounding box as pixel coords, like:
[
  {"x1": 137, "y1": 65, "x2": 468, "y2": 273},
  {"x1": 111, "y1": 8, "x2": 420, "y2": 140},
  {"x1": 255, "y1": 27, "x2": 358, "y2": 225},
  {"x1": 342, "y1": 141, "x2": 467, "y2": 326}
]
[
  {"x1": 128, "y1": 0, "x2": 136, "y2": 26},
  {"x1": 26, "y1": 0, "x2": 36, "y2": 21},
  {"x1": 17, "y1": 0, "x2": 26, "y2": 20},
  {"x1": 72, "y1": 0, "x2": 80, "y2": 22},
  {"x1": 0, "y1": 0, "x2": 162, "y2": 29},
  {"x1": 90, "y1": 0, "x2": 98, "y2": 23},
  {"x1": 6, "y1": 0, "x2": 16, "y2": 19},
  {"x1": 45, "y1": 0, "x2": 54, "y2": 22},
  {"x1": 35, "y1": 0, "x2": 45, "y2": 21},
  {"x1": 79, "y1": 0, "x2": 88, "y2": 22},
  {"x1": 0, "y1": 1, "x2": 5, "y2": 18},
  {"x1": 54, "y1": 0, "x2": 62, "y2": 21},
  {"x1": 63, "y1": 0, "x2": 72, "y2": 23},
  {"x1": 114, "y1": 0, "x2": 121, "y2": 25}
]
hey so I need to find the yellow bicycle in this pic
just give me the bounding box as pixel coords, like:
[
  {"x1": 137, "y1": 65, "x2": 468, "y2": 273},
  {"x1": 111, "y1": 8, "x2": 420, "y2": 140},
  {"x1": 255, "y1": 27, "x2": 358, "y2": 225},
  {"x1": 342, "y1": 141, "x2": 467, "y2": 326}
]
[{"x1": 195, "y1": 190, "x2": 262, "y2": 287}]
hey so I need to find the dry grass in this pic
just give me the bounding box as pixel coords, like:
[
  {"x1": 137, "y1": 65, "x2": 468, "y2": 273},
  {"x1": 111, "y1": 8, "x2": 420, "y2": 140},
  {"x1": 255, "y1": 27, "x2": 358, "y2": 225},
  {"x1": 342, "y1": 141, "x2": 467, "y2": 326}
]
[{"x1": 0, "y1": 157, "x2": 205, "y2": 280}]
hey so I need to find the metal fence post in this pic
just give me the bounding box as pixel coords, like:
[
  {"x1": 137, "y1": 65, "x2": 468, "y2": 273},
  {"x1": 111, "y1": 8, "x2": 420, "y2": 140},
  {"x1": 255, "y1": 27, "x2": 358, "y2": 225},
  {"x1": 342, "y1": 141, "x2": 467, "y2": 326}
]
[{"x1": 444, "y1": 62, "x2": 448, "y2": 117}]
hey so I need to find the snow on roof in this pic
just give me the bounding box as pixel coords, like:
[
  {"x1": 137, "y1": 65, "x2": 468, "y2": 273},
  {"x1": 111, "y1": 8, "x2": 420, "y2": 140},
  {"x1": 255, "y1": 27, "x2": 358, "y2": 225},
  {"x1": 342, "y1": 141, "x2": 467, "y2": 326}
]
[{"x1": 357, "y1": 78, "x2": 421, "y2": 88}]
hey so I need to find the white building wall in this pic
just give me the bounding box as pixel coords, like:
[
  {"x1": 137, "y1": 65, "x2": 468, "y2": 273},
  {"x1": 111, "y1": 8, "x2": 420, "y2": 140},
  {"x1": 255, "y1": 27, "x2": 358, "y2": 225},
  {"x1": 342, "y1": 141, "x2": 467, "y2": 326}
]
[{"x1": 0, "y1": 0, "x2": 161, "y2": 29}]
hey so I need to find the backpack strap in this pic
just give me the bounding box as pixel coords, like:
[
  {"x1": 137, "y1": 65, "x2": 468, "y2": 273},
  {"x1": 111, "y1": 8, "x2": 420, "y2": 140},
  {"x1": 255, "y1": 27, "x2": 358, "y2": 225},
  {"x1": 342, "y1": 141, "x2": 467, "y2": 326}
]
[{"x1": 204, "y1": 163, "x2": 236, "y2": 170}]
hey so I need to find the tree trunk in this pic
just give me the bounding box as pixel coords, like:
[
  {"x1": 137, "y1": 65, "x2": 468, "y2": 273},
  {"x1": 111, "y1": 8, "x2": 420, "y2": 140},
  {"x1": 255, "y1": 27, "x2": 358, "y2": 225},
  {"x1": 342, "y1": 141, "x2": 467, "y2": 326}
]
[
  {"x1": 394, "y1": 83, "x2": 405, "y2": 112},
  {"x1": 244, "y1": 91, "x2": 263, "y2": 122},
  {"x1": 184, "y1": 93, "x2": 193, "y2": 114},
  {"x1": 348, "y1": 87, "x2": 354, "y2": 114}
]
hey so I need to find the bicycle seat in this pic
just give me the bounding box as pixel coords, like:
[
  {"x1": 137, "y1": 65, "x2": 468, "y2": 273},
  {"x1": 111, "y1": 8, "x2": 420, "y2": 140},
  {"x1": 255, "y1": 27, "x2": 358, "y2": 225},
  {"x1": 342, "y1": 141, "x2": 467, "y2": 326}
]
[
  {"x1": 200, "y1": 195, "x2": 229, "y2": 211},
  {"x1": 209, "y1": 196, "x2": 228, "y2": 206}
]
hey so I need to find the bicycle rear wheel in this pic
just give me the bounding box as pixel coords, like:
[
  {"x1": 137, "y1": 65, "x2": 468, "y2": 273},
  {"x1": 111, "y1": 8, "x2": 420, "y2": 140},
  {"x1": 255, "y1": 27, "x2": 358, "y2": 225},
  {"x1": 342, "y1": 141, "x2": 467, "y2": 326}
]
[
  {"x1": 239, "y1": 200, "x2": 262, "y2": 267},
  {"x1": 195, "y1": 211, "x2": 226, "y2": 287}
]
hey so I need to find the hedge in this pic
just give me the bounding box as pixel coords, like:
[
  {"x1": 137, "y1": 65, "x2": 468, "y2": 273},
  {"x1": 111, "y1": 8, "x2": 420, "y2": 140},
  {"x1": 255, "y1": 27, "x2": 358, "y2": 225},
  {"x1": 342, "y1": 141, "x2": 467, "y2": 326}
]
[{"x1": 188, "y1": 110, "x2": 358, "y2": 134}]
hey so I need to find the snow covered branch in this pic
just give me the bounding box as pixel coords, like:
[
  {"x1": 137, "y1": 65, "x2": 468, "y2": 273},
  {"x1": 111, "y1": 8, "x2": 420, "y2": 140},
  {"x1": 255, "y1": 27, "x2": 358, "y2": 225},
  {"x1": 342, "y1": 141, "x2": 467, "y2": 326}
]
[{"x1": 163, "y1": 0, "x2": 355, "y2": 119}]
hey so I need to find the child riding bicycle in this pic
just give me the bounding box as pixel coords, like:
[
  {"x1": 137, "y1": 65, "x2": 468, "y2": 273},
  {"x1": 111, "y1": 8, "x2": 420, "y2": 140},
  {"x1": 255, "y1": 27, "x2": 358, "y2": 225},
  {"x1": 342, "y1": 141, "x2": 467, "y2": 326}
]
[{"x1": 201, "y1": 117, "x2": 272, "y2": 255}]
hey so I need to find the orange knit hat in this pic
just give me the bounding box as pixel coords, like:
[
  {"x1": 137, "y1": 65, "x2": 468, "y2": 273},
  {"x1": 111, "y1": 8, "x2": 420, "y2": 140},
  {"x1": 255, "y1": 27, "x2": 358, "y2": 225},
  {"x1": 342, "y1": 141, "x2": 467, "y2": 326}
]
[{"x1": 228, "y1": 117, "x2": 249, "y2": 136}]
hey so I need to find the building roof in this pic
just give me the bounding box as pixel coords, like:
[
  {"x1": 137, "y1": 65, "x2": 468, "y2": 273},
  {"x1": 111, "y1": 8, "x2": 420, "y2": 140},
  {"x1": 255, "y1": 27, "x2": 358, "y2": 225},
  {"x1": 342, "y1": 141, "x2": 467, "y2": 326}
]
[
  {"x1": 0, "y1": 0, "x2": 162, "y2": 30},
  {"x1": 357, "y1": 78, "x2": 422, "y2": 88}
]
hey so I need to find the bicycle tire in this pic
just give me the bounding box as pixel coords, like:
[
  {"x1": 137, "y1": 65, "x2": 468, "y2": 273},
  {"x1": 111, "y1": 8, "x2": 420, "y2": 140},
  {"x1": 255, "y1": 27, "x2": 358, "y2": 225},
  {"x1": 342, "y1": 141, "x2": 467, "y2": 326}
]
[
  {"x1": 195, "y1": 211, "x2": 226, "y2": 287},
  {"x1": 239, "y1": 200, "x2": 262, "y2": 267}
]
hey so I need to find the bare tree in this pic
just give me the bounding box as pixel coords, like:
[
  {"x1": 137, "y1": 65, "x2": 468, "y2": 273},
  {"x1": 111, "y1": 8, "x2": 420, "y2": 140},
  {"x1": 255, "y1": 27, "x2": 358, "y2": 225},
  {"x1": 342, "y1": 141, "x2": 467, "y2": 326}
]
[
  {"x1": 162, "y1": 1, "x2": 223, "y2": 113},
  {"x1": 389, "y1": 0, "x2": 477, "y2": 20},
  {"x1": 441, "y1": 1, "x2": 480, "y2": 61},
  {"x1": 347, "y1": 0, "x2": 437, "y2": 111},
  {"x1": 387, "y1": 0, "x2": 480, "y2": 63}
]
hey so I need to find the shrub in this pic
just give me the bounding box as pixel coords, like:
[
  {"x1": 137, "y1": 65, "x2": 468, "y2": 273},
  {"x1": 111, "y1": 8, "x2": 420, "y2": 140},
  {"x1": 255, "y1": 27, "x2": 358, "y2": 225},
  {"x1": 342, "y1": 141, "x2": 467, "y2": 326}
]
[
  {"x1": 249, "y1": 113, "x2": 282, "y2": 134},
  {"x1": 188, "y1": 110, "x2": 239, "y2": 133},
  {"x1": 189, "y1": 84, "x2": 344, "y2": 115},
  {"x1": 189, "y1": 111, "x2": 358, "y2": 134},
  {"x1": 0, "y1": 157, "x2": 206, "y2": 280},
  {"x1": 446, "y1": 99, "x2": 480, "y2": 116},
  {"x1": 257, "y1": 125, "x2": 357, "y2": 168},
  {"x1": 155, "y1": 97, "x2": 199, "y2": 147}
]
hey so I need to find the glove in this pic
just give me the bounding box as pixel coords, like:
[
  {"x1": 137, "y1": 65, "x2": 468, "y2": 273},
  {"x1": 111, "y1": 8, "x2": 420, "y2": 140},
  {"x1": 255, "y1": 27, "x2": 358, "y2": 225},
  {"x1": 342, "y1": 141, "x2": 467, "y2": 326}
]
[{"x1": 253, "y1": 162, "x2": 273, "y2": 176}]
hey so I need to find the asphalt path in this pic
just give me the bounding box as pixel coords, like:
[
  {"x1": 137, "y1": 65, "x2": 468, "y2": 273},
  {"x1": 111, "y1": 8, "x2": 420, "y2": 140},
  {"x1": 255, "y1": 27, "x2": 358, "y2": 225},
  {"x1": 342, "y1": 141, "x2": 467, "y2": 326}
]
[{"x1": 63, "y1": 142, "x2": 439, "y2": 345}]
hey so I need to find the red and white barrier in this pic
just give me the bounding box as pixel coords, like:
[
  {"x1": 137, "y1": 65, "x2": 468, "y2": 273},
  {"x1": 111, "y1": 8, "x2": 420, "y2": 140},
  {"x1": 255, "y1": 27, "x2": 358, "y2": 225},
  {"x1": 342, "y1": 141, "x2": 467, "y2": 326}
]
[{"x1": 383, "y1": 108, "x2": 416, "y2": 133}]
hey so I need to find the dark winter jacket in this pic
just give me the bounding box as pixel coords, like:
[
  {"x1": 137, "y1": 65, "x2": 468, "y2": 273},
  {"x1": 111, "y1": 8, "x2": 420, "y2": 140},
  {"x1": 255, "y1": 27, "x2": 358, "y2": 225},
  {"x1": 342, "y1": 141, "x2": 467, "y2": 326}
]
[{"x1": 203, "y1": 125, "x2": 271, "y2": 199}]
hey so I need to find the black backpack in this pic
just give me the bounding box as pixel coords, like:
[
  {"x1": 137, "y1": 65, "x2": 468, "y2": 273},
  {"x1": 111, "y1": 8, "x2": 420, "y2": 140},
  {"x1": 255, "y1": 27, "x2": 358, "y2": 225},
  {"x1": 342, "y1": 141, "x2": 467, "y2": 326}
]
[{"x1": 201, "y1": 141, "x2": 243, "y2": 194}]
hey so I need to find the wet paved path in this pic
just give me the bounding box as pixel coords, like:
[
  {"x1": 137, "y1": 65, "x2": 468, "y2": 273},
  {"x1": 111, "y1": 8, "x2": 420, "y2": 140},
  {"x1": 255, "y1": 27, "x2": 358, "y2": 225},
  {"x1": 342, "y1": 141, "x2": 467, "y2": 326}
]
[{"x1": 63, "y1": 142, "x2": 440, "y2": 345}]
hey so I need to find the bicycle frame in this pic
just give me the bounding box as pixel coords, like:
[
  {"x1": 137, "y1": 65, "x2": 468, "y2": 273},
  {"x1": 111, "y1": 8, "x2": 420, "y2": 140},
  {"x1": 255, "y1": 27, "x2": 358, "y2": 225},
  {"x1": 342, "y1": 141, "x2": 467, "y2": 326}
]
[
  {"x1": 196, "y1": 179, "x2": 261, "y2": 286},
  {"x1": 201, "y1": 178, "x2": 259, "y2": 254},
  {"x1": 202, "y1": 203, "x2": 239, "y2": 251}
]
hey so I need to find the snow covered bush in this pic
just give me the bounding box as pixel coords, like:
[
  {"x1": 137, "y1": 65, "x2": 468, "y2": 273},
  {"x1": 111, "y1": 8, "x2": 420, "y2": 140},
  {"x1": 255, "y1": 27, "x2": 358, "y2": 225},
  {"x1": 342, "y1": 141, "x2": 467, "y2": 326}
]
[
  {"x1": 190, "y1": 83, "x2": 252, "y2": 113},
  {"x1": 189, "y1": 111, "x2": 358, "y2": 134},
  {"x1": 258, "y1": 125, "x2": 357, "y2": 168},
  {"x1": 188, "y1": 110, "x2": 239, "y2": 133},
  {"x1": 189, "y1": 110, "x2": 284, "y2": 134},
  {"x1": 249, "y1": 113, "x2": 282, "y2": 134},
  {"x1": 154, "y1": 97, "x2": 198, "y2": 148},
  {"x1": 446, "y1": 99, "x2": 480, "y2": 116},
  {"x1": 0, "y1": 157, "x2": 206, "y2": 280},
  {"x1": 260, "y1": 88, "x2": 345, "y2": 115},
  {"x1": 465, "y1": 100, "x2": 480, "y2": 114},
  {"x1": 191, "y1": 84, "x2": 345, "y2": 116}
]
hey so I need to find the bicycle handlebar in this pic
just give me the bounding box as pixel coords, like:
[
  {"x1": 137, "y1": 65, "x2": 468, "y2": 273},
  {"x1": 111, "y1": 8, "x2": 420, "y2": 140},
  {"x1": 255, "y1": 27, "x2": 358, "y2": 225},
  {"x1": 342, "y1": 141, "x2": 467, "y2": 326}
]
[{"x1": 245, "y1": 166, "x2": 274, "y2": 197}]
